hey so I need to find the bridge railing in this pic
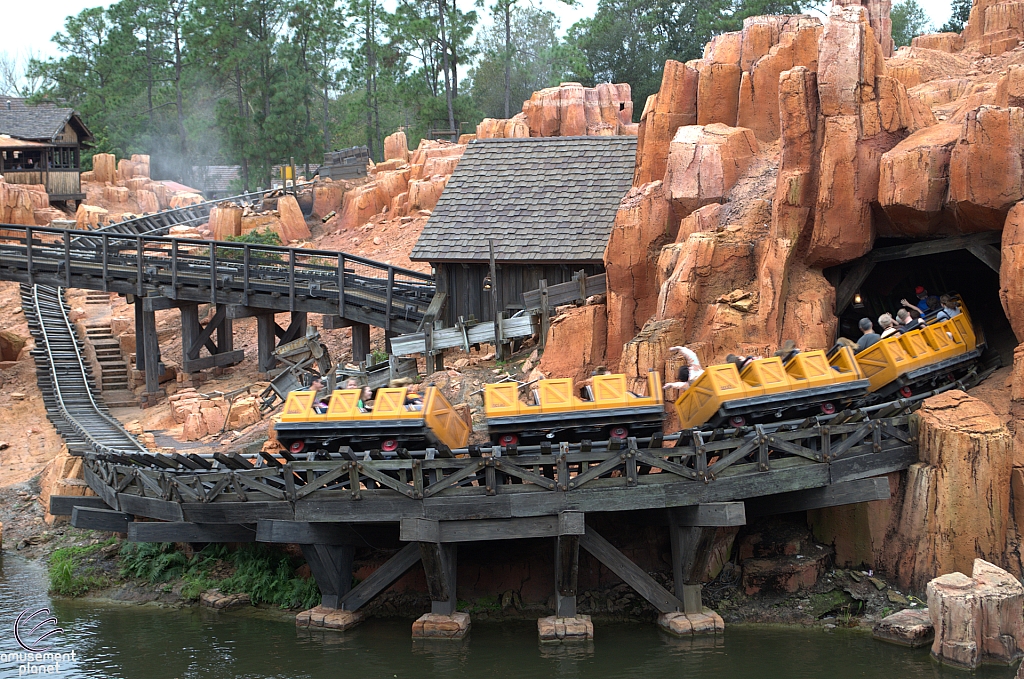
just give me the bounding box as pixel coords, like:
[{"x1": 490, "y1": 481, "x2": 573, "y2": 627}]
[{"x1": 0, "y1": 224, "x2": 434, "y2": 332}]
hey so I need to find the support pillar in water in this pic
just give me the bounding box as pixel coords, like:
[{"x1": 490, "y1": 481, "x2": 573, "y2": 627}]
[{"x1": 413, "y1": 542, "x2": 470, "y2": 639}]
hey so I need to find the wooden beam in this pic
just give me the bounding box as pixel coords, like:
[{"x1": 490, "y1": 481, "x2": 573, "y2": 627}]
[
  {"x1": 744, "y1": 476, "x2": 891, "y2": 518},
  {"x1": 339, "y1": 542, "x2": 422, "y2": 612},
  {"x1": 71, "y1": 506, "x2": 132, "y2": 533},
  {"x1": 555, "y1": 533, "x2": 580, "y2": 618},
  {"x1": 256, "y1": 520, "x2": 361, "y2": 545},
  {"x1": 128, "y1": 522, "x2": 256, "y2": 543},
  {"x1": 579, "y1": 525, "x2": 682, "y2": 614},
  {"x1": 257, "y1": 313, "x2": 277, "y2": 372},
  {"x1": 49, "y1": 495, "x2": 111, "y2": 516},
  {"x1": 966, "y1": 242, "x2": 1001, "y2": 273},
  {"x1": 182, "y1": 349, "x2": 245, "y2": 373},
  {"x1": 669, "y1": 522, "x2": 717, "y2": 615},
  {"x1": 419, "y1": 542, "x2": 457, "y2": 615},
  {"x1": 301, "y1": 543, "x2": 355, "y2": 609},
  {"x1": 870, "y1": 231, "x2": 1001, "y2": 263},
  {"x1": 351, "y1": 322, "x2": 370, "y2": 362},
  {"x1": 399, "y1": 512, "x2": 584, "y2": 543},
  {"x1": 835, "y1": 257, "x2": 876, "y2": 314},
  {"x1": 668, "y1": 502, "x2": 746, "y2": 527},
  {"x1": 186, "y1": 305, "x2": 226, "y2": 360}
]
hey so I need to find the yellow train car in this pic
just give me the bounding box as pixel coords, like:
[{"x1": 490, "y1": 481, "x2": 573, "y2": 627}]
[
  {"x1": 484, "y1": 372, "x2": 665, "y2": 447},
  {"x1": 275, "y1": 386, "x2": 470, "y2": 454},
  {"x1": 674, "y1": 348, "x2": 870, "y2": 429}
]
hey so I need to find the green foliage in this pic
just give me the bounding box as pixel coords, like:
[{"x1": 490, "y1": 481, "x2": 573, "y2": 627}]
[
  {"x1": 224, "y1": 228, "x2": 282, "y2": 247},
  {"x1": 119, "y1": 541, "x2": 188, "y2": 583},
  {"x1": 48, "y1": 538, "x2": 118, "y2": 596},
  {"x1": 939, "y1": 0, "x2": 971, "y2": 33},
  {"x1": 219, "y1": 544, "x2": 321, "y2": 609},
  {"x1": 892, "y1": 0, "x2": 932, "y2": 47},
  {"x1": 370, "y1": 348, "x2": 389, "y2": 364}
]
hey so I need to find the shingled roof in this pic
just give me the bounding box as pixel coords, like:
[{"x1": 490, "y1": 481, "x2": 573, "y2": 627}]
[
  {"x1": 0, "y1": 98, "x2": 93, "y2": 143},
  {"x1": 410, "y1": 136, "x2": 636, "y2": 263}
]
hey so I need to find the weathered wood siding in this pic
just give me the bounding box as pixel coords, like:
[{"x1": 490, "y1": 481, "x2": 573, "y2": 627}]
[{"x1": 436, "y1": 261, "x2": 603, "y2": 325}]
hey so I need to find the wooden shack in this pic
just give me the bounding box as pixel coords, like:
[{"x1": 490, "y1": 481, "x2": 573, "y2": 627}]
[
  {"x1": 410, "y1": 136, "x2": 636, "y2": 325},
  {"x1": 0, "y1": 98, "x2": 94, "y2": 204}
]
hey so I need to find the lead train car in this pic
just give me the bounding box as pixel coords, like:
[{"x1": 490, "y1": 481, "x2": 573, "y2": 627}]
[{"x1": 276, "y1": 386, "x2": 470, "y2": 454}]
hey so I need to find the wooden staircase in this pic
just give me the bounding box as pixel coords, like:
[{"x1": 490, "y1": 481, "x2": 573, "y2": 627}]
[{"x1": 83, "y1": 325, "x2": 135, "y2": 407}]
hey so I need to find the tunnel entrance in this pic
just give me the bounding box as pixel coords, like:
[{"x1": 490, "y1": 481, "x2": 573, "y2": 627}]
[{"x1": 830, "y1": 233, "x2": 1015, "y2": 367}]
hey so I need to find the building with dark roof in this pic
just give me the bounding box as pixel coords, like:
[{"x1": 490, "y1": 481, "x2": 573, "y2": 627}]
[
  {"x1": 0, "y1": 97, "x2": 94, "y2": 203},
  {"x1": 410, "y1": 135, "x2": 636, "y2": 325}
]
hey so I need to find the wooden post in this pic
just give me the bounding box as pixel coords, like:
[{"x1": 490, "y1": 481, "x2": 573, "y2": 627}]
[
  {"x1": 141, "y1": 306, "x2": 160, "y2": 397},
  {"x1": 257, "y1": 313, "x2": 277, "y2": 374},
  {"x1": 218, "y1": 317, "x2": 233, "y2": 354},
  {"x1": 300, "y1": 543, "x2": 355, "y2": 609},
  {"x1": 488, "y1": 239, "x2": 503, "y2": 362},
  {"x1": 555, "y1": 533, "x2": 580, "y2": 618},
  {"x1": 134, "y1": 299, "x2": 146, "y2": 372},
  {"x1": 351, "y1": 322, "x2": 371, "y2": 363},
  {"x1": 419, "y1": 542, "x2": 458, "y2": 616},
  {"x1": 669, "y1": 522, "x2": 718, "y2": 615},
  {"x1": 538, "y1": 279, "x2": 550, "y2": 353},
  {"x1": 180, "y1": 304, "x2": 201, "y2": 368}
]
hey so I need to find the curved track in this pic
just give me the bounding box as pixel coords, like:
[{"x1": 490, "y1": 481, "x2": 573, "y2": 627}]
[{"x1": 21, "y1": 283, "x2": 147, "y2": 456}]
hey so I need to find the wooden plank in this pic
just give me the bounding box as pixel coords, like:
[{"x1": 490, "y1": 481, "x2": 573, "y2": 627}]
[
  {"x1": 870, "y1": 231, "x2": 1001, "y2": 262},
  {"x1": 118, "y1": 494, "x2": 184, "y2": 521},
  {"x1": 669, "y1": 502, "x2": 746, "y2": 527},
  {"x1": 835, "y1": 257, "x2": 876, "y2": 314},
  {"x1": 83, "y1": 464, "x2": 120, "y2": 510},
  {"x1": 257, "y1": 520, "x2": 361, "y2": 545},
  {"x1": 399, "y1": 514, "x2": 584, "y2": 543},
  {"x1": 71, "y1": 507, "x2": 132, "y2": 533},
  {"x1": 301, "y1": 543, "x2": 355, "y2": 609},
  {"x1": 420, "y1": 542, "x2": 457, "y2": 615},
  {"x1": 128, "y1": 522, "x2": 256, "y2": 543},
  {"x1": 49, "y1": 495, "x2": 112, "y2": 516},
  {"x1": 579, "y1": 525, "x2": 682, "y2": 614},
  {"x1": 966, "y1": 242, "x2": 1001, "y2": 272},
  {"x1": 182, "y1": 501, "x2": 295, "y2": 523},
  {"x1": 522, "y1": 274, "x2": 607, "y2": 310},
  {"x1": 339, "y1": 542, "x2": 422, "y2": 612},
  {"x1": 556, "y1": 533, "x2": 580, "y2": 618},
  {"x1": 744, "y1": 476, "x2": 891, "y2": 518},
  {"x1": 670, "y1": 524, "x2": 716, "y2": 614}
]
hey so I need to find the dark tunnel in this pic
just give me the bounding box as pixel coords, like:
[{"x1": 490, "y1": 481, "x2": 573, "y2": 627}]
[{"x1": 832, "y1": 243, "x2": 1016, "y2": 367}]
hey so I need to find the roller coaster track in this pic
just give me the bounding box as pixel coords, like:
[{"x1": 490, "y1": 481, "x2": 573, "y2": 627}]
[{"x1": 20, "y1": 283, "x2": 148, "y2": 456}]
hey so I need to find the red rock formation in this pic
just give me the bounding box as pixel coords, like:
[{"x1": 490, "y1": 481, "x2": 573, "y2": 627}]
[
  {"x1": 634, "y1": 60, "x2": 699, "y2": 185},
  {"x1": 663, "y1": 124, "x2": 758, "y2": 218},
  {"x1": 834, "y1": 0, "x2": 895, "y2": 56},
  {"x1": 911, "y1": 32, "x2": 964, "y2": 52},
  {"x1": 208, "y1": 204, "x2": 243, "y2": 240},
  {"x1": 0, "y1": 180, "x2": 46, "y2": 225},
  {"x1": 604, "y1": 182, "x2": 676, "y2": 364},
  {"x1": 276, "y1": 195, "x2": 311, "y2": 242},
  {"x1": 92, "y1": 153, "x2": 117, "y2": 184},
  {"x1": 948, "y1": 106, "x2": 1024, "y2": 232},
  {"x1": 383, "y1": 130, "x2": 410, "y2": 163},
  {"x1": 1001, "y1": 203, "x2": 1024, "y2": 341},
  {"x1": 878, "y1": 122, "x2": 960, "y2": 236},
  {"x1": 311, "y1": 182, "x2": 347, "y2": 219},
  {"x1": 519, "y1": 82, "x2": 634, "y2": 138},
  {"x1": 696, "y1": 61, "x2": 743, "y2": 127},
  {"x1": 963, "y1": 0, "x2": 1024, "y2": 54}
]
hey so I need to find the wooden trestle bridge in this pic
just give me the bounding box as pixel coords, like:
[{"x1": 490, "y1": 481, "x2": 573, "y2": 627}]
[{"x1": 58, "y1": 408, "x2": 919, "y2": 620}]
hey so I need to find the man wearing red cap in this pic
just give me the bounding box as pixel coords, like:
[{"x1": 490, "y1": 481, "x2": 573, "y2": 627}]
[{"x1": 901, "y1": 286, "x2": 930, "y2": 314}]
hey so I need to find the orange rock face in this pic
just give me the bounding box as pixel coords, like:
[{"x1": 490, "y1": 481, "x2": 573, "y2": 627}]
[
  {"x1": 519, "y1": 82, "x2": 633, "y2": 138},
  {"x1": 0, "y1": 180, "x2": 46, "y2": 225},
  {"x1": 604, "y1": 182, "x2": 675, "y2": 364},
  {"x1": 537, "y1": 304, "x2": 608, "y2": 386},
  {"x1": 383, "y1": 130, "x2": 410, "y2": 163},
  {"x1": 634, "y1": 61, "x2": 699, "y2": 185},
  {"x1": 911, "y1": 32, "x2": 964, "y2": 52},
  {"x1": 1001, "y1": 203, "x2": 1024, "y2": 341},
  {"x1": 91, "y1": 153, "x2": 117, "y2": 184},
  {"x1": 834, "y1": 0, "x2": 894, "y2": 56},
  {"x1": 208, "y1": 204, "x2": 243, "y2": 240},
  {"x1": 878, "y1": 123, "x2": 960, "y2": 236},
  {"x1": 311, "y1": 182, "x2": 347, "y2": 219},
  {"x1": 276, "y1": 195, "x2": 311, "y2": 242},
  {"x1": 948, "y1": 105, "x2": 1024, "y2": 232},
  {"x1": 887, "y1": 391, "x2": 1012, "y2": 590},
  {"x1": 696, "y1": 62, "x2": 742, "y2": 127},
  {"x1": 663, "y1": 124, "x2": 758, "y2": 218}
]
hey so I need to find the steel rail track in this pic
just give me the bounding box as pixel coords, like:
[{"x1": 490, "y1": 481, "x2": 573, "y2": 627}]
[{"x1": 21, "y1": 284, "x2": 147, "y2": 456}]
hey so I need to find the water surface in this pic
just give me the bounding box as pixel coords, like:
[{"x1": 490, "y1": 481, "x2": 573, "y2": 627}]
[{"x1": 0, "y1": 554, "x2": 1017, "y2": 679}]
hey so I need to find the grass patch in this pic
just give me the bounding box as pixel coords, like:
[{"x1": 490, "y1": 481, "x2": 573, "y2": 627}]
[
  {"x1": 218, "y1": 544, "x2": 321, "y2": 609},
  {"x1": 48, "y1": 538, "x2": 118, "y2": 596}
]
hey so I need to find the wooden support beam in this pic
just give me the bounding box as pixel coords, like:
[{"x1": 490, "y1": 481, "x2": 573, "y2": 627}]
[
  {"x1": 141, "y1": 305, "x2": 160, "y2": 395},
  {"x1": 579, "y1": 525, "x2": 682, "y2": 614},
  {"x1": 49, "y1": 495, "x2": 111, "y2": 516},
  {"x1": 668, "y1": 502, "x2": 746, "y2": 527},
  {"x1": 182, "y1": 350, "x2": 245, "y2": 373},
  {"x1": 322, "y1": 315, "x2": 352, "y2": 330},
  {"x1": 218, "y1": 317, "x2": 234, "y2": 353},
  {"x1": 966, "y1": 242, "x2": 1001, "y2": 273},
  {"x1": 256, "y1": 520, "x2": 361, "y2": 545},
  {"x1": 128, "y1": 522, "x2": 256, "y2": 543},
  {"x1": 257, "y1": 313, "x2": 277, "y2": 372},
  {"x1": 134, "y1": 300, "x2": 147, "y2": 372},
  {"x1": 870, "y1": 231, "x2": 1001, "y2": 263},
  {"x1": 71, "y1": 506, "x2": 132, "y2": 533},
  {"x1": 351, "y1": 322, "x2": 371, "y2": 362},
  {"x1": 400, "y1": 512, "x2": 584, "y2": 543},
  {"x1": 419, "y1": 542, "x2": 458, "y2": 616},
  {"x1": 280, "y1": 312, "x2": 308, "y2": 344},
  {"x1": 744, "y1": 476, "x2": 891, "y2": 518},
  {"x1": 339, "y1": 542, "x2": 421, "y2": 612},
  {"x1": 555, "y1": 533, "x2": 580, "y2": 618},
  {"x1": 186, "y1": 306, "x2": 227, "y2": 360},
  {"x1": 142, "y1": 296, "x2": 195, "y2": 311},
  {"x1": 835, "y1": 257, "x2": 876, "y2": 314},
  {"x1": 301, "y1": 543, "x2": 355, "y2": 609},
  {"x1": 669, "y1": 521, "x2": 717, "y2": 615}
]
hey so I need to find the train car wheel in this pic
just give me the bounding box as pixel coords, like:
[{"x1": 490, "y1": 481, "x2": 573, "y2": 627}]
[
  {"x1": 288, "y1": 440, "x2": 305, "y2": 454},
  {"x1": 498, "y1": 434, "x2": 519, "y2": 447},
  {"x1": 729, "y1": 416, "x2": 746, "y2": 427},
  {"x1": 820, "y1": 402, "x2": 836, "y2": 415},
  {"x1": 609, "y1": 426, "x2": 629, "y2": 440},
  {"x1": 381, "y1": 438, "x2": 399, "y2": 452},
  {"x1": 899, "y1": 386, "x2": 913, "y2": 398}
]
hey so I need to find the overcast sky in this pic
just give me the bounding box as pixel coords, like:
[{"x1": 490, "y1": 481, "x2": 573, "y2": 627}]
[{"x1": 5, "y1": 0, "x2": 955, "y2": 63}]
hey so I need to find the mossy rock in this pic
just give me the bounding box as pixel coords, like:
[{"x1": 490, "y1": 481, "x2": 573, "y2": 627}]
[{"x1": 807, "y1": 590, "x2": 856, "y2": 618}]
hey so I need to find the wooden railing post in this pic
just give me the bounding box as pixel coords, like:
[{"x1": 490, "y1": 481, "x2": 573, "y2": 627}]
[
  {"x1": 25, "y1": 226, "x2": 33, "y2": 287},
  {"x1": 539, "y1": 279, "x2": 549, "y2": 353}
]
